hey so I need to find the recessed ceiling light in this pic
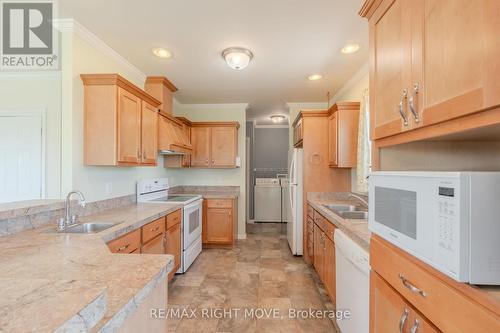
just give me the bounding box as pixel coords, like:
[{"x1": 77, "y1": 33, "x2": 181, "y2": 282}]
[
  {"x1": 270, "y1": 115, "x2": 286, "y2": 123},
  {"x1": 222, "y1": 47, "x2": 253, "y2": 70},
  {"x1": 308, "y1": 74, "x2": 323, "y2": 81},
  {"x1": 152, "y1": 48, "x2": 172, "y2": 59},
  {"x1": 341, "y1": 43, "x2": 360, "y2": 54}
]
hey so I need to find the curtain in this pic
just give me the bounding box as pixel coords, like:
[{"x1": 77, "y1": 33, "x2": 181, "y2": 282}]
[{"x1": 356, "y1": 89, "x2": 371, "y2": 193}]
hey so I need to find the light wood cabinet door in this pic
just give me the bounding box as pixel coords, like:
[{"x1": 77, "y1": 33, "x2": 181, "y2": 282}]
[
  {"x1": 141, "y1": 101, "x2": 158, "y2": 165},
  {"x1": 313, "y1": 224, "x2": 324, "y2": 280},
  {"x1": 328, "y1": 113, "x2": 338, "y2": 167},
  {"x1": 191, "y1": 127, "x2": 210, "y2": 167},
  {"x1": 370, "y1": 0, "x2": 412, "y2": 140},
  {"x1": 117, "y1": 87, "x2": 142, "y2": 164},
  {"x1": 142, "y1": 233, "x2": 165, "y2": 254},
  {"x1": 416, "y1": 0, "x2": 500, "y2": 127},
  {"x1": 205, "y1": 208, "x2": 233, "y2": 244},
  {"x1": 324, "y1": 237, "x2": 336, "y2": 305},
  {"x1": 210, "y1": 127, "x2": 236, "y2": 168},
  {"x1": 371, "y1": 272, "x2": 438, "y2": 333},
  {"x1": 107, "y1": 229, "x2": 141, "y2": 254},
  {"x1": 165, "y1": 223, "x2": 181, "y2": 279}
]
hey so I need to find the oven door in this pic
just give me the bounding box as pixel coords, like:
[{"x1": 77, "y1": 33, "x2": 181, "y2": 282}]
[
  {"x1": 368, "y1": 173, "x2": 434, "y2": 261},
  {"x1": 183, "y1": 199, "x2": 202, "y2": 250}
]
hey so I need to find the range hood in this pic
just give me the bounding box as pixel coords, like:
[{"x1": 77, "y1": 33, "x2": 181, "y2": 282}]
[{"x1": 159, "y1": 149, "x2": 186, "y2": 156}]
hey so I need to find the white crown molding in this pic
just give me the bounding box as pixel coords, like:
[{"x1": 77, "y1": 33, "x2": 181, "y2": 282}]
[
  {"x1": 0, "y1": 71, "x2": 61, "y2": 79},
  {"x1": 180, "y1": 103, "x2": 249, "y2": 111},
  {"x1": 329, "y1": 61, "x2": 369, "y2": 104},
  {"x1": 286, "y1": 102, "x2": 328, "y2": 109},
  {"x1": 53, "y1": 18, "x2": 147, "y2": 82}
]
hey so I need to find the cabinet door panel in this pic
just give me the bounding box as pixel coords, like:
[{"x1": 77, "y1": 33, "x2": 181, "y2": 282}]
[
  {"x1": 205, "y1": 208, "x2": 232, "y2": 244},
  {"x1": 313, "y1": 224, "x2": 324, "y2": 280},
  {"x1": 419, "y1": 0, "x2": 500, "y2": 126},
  {"x1": 324, "y1": 238, "x2": 336, "y2": 305},
  {"x1": 141, "y1": 101, "x2": 158, "y2": 165},
  {"x1": 117, "y1": 88, "x2": 141, "y2": 164},
  {"x1": 165, "y1": 223, "x2": 181, "y2": 278},
  {"x1": 142, "y1": 233, "x2": 165, "y2": 254},
  {"x1": 370, "y1": 0, "x2": 412, "y2": 139},
  {"x1": 191, "y1": 127, "x2": 210, "y2": 167},
  {"x1": 211, "y1": 127, "x2": 236, "y2": 168},
  {"x1": 328, "y1": 113, "x2": 338, "y2": 167}
]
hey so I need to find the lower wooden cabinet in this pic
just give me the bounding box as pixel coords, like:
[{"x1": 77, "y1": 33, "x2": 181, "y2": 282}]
[
  {"x1": 371, "y1": 271, "x2": 439, "y2": 333},
  {"x1": 107, "y1": 229, "x2": 141, "y2": 254},
  {"x1": 306, "y1": 217, "x2": 314, "y2": 264},
  {"x1": 324, "y1": 237, "x2": 336, "y2": 304},
  {"x1": 313, "y1": 224, "x2": 325, "y2": 278},
  {"x1": 142, "y1": 233, "x2": 165, "y2": 254},
  {"x1": 203, "y1": 198, "x2": 237, "y2": 246},
  {"x1": 165, "y1": 221, "x2": 181, "y2": 280}
]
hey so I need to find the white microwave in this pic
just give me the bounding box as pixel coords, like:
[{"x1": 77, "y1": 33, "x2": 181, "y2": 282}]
[{"x1": 369, "y1": 171, "x2": 500, "y2": 285}]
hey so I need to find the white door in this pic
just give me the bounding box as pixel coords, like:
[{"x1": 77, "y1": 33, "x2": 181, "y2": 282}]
[{"x1": 0, "y1": 113, "x2": 44, "y2": 203}]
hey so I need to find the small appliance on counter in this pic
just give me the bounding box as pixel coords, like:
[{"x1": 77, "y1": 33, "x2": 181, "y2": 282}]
[
  {"x1": 137, "y1": 178, "x2": 202, "y2": 274},
  {"x1": 369, "y1": 171, "x2": 500, "y2": 285}
]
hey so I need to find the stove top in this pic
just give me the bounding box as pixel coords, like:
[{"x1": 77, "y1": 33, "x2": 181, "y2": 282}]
[{"x1": 151, "y1": 195, "x2": 200, "y2": 203}]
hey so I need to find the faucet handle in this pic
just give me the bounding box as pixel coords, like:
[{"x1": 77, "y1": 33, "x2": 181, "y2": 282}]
[
  {"x1": 70, "y1": 215, "x2": 78, "y2": 225},
  {"x1": 57, "y1": 218, "x2": 66, "y2": 232}
]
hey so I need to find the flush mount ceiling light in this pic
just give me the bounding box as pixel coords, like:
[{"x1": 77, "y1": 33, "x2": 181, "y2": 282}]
[
  {"x1": 341, "y1": 43, "x2": 360, "y2": 54},
  {"x1": 270, "y1": 115, "x2": 286, "y2": 123},
  {"x1": 222, "y1": 47, "x2": 253, "y2": 70},
  {"x1": 308, "y1": 74, "x2": 323, "y2": 81},
  {"x1": 152, "y1": 48, "x2": 172, "y2": 59}
]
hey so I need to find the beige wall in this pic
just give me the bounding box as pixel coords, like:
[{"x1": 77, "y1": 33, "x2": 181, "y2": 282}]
[
  {"x1": 0, "y1": 74, "x2": 62, "y2": 199},
  {"x1": 172, "y1": 103, "x2": 248, "y2": 238}
]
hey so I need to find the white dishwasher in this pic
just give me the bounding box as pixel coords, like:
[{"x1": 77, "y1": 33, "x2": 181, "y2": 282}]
[
  {"x1": 254, "y1": 178, "x2": 281, "y2": 222},
  {"x1": 335, "y1": 229, "x2": 370, "y2": 333}
]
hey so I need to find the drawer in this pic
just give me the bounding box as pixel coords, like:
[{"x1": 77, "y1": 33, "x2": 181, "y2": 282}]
[
  {"x1": 166, "y1": 209, "x2": 182, "y2": 229},
  {"x1": 107, "y1": 229, "x2": 141, "y2": 254},
  {"x1": 307, "y1": 204, "x2": 314, "y2": 218},
  {"x1": 207, "y1": 198, "x2": 232, "y2": 209},
  {"x1": 141, "y1": 217, "x2": 165, "y2": 244},
  {"x1": 313, "y1": 211, "x2": 336, "y2": 241},
  {"x1": 371, "y1": 236, "x2": 500, "y2": 333}
]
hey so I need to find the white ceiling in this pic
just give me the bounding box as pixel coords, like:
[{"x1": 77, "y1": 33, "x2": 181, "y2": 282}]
[{"x1": 59, "y1": 0, "x2": 368, "y2": 124}]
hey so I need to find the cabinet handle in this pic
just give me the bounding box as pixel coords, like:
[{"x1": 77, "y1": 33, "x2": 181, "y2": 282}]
[
  {"x1": 212, "y1": 159, "x2": 215, "y2": 164},
  {"x1": 143, "y1": 150, "x2": 147, "y2": 159},
  {"x1": 399, "y1": 89, "x2": 409, "y2": 126},
  {"x1": 205, "y1": 158, "x2": 209, "y2": 164},
  {"x1": 399, "y1": 274, "x2": 427, "y2": 297},
  {"x1": 117, "y1": 244, "x2": 130, "y2": 252},
  {"x1": 151, "y1": 226, "x2": 159, "y2": 232},
  {"x1": 409, "y1": 319, "x2": 420, "y2": 333},
  {"x1": 399, "y1": 309, "x2": 409, "y2": 333},
  {"x1": 409, "y1": 83, "x2": 420, "y2": 123},
  {"x1": 137, "y1": 148, "x2": 141, "y2": 159}
]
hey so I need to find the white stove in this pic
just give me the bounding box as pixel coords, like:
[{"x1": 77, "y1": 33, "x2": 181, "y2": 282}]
[{"x1": 137, "y1": 178, "x2": 202, "y2": 274}]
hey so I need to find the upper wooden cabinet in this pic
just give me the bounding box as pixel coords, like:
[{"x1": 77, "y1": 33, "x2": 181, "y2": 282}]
[
  {"x1": 293, "y1": 118, "x2": 304, "y2": 147},
  {"x1": 361, "y1": 0, "x2": 500, "y2": 141},
  {"x1": 144, "y1": 76, "x2": 178, "y2": 115},
  {"x1": 81, "y1": 74, "x2": 161, "y2": 166},
  {"x1": 191, "y1": 123, "x2": 239, "y2": 168},
  {"x1": 327, "y1": 102, "x2": 360, "y2": 168}
]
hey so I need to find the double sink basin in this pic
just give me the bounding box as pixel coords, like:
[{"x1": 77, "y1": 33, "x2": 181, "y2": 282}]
[
  {"x1": 61, "y1": 222, "x2": 121, "y2": 234},
  {"x1": 324, "y1": 204, "x2": 368, "y2": 220}
]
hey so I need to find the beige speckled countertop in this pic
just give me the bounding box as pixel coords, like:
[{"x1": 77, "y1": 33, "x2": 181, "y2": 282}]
[
  {"x1": 169, "y1": 185, "x2": 240, "y2": 199},
  {"x1": 307, "y1": 192, "x2": 370, "y2": 251},
  {"x1": 0, "y1": 202, "x2": 182, "y2": 333}
]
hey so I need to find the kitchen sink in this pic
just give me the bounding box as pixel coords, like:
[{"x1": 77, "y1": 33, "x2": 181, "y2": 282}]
[
  {"x1": 324, "y1": 204, "x2": 357, "y2": 212},
  {"x1": 61, "y1": 222, "x2": 119, "y2": 234},
  {"x1": 338, "y1": 211, "x2": 368, "y2": 220}
]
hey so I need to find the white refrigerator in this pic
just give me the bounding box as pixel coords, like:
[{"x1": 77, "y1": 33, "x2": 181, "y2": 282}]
[{"x1": 287, "y1": 148, "x2": 303, "y2": 255}]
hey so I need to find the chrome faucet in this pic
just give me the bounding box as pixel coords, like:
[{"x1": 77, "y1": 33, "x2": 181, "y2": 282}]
[
  {"x1": 349, "y1": 193, "x2": 369, "y2": 208},
  {"x1": 58, "y1": 191, "x2": 87, "y2": 231}
]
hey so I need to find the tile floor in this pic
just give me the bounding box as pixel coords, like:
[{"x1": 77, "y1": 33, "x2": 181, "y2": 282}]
[{"x1": 167, "y1": 223, "x2": 339, "y2": 332}]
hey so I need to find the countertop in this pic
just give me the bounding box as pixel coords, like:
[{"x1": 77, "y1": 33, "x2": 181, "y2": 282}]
[
  {"x1": 307, "y1": 192, "x2": 370, "y2": 251},
  {"x1": 0, "y1": 202, "x2": 183, "y2": 333},
  {"x1": 169, "y1": 185, "x2": 240, "y2": 199}
]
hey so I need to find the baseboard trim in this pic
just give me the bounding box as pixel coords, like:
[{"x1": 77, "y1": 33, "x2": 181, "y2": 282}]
[{"x1": 237, "y1": 233, "x2": 247, "y2": 240}]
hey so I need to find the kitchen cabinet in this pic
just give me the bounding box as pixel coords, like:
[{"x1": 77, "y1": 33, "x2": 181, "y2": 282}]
[
  {"x1": 371, "y1": 271, "x2": 439, "y2": 333},
  {"x1": 293, "y1": 117, "x2": 303, "y2": 147},
  {"x1": 144, "y1": 76, "x2": 178, "y2": 115},
  {"x1": 306, "y1": 217, "x2": 314, "y2": 264},
  {"x1": 158, "y1": 113, "x2": 193, "y2": 168},
  {"x1": 165, "y1": 221, "x2": 181, "y2": 280},
  {"x1": 370, "y1": 235, "x2": 500, "y2": 333},
  {"x1": 191, "y1": 124, "x2": 239, "y2": 169},
  {"x1": 328, "y1": 102, "x2": 360, "y2": 168},
  {"x1": 81, "y1": 74, "x2": 161, "y2": 166},
  {"x1": 141, "y1": 217, "x2": 165, "y2": 254},
  {"x1": 313, "y1": 223, "x2": 325, "y2": 279},
  {"x1": 141, "y1": 233, "x2": 165, "y2": 254},
  {"x1": 107, "y1": 229, "x2": 141, "y2": 254},
  {"x1": 360, "y1": 0, "x2": 500, "y2": 144},
  {"x1": 203, "y1": 198, "x2": 237, "y2": 246}
]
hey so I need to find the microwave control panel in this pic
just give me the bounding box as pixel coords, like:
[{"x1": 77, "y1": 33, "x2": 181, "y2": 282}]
[{"x1": 436, "y1": 184, "x2": 458, "y2": 252}]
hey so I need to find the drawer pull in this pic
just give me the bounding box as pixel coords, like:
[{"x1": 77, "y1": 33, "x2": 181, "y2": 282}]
[
  {"x1": 399, "y1": 309, "x2": 409, "y2": 333},
  {"x1": 399, "y1": 89, "x2": 409, "y2": 126},
  {"x1": 117, "y1": 244, "x2": 130, "y2": 252},
  {"x1": 409, "y1": 319, "x2": 420, "y2": 333},
  {"x1": 151, "y1": 226, "x2": 160, "y2": 232},
  {"x1": 399, "y1": 274, "x2": 427, "y2": 297}
]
